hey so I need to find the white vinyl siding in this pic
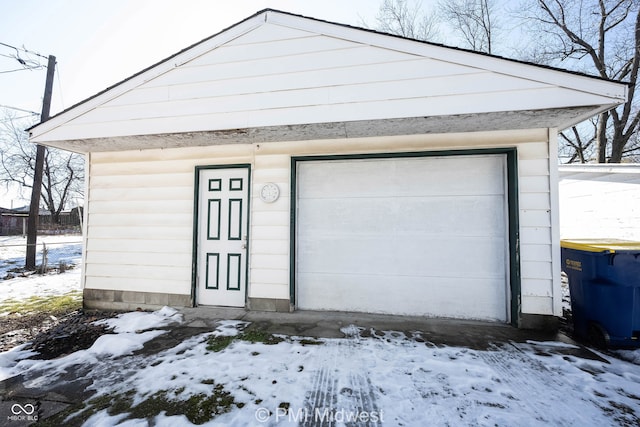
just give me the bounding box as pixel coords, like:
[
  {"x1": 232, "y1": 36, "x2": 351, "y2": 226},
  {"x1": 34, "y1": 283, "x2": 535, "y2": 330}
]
[
  {"x1": 249, "y1": 154, "x2": 290, "y2": 300},
  {"x1": 31, "y1": 19, "x2": 623, "y2": 144},
  {"x1": 85, "y1": 145, "x2": 252, "y2": 295},
  {"x1": 83, "y1": 129, "x2": 559, "y2": 317},
  {"x1": 518, "y1": 138, "x2": 555, "y2": 316}
]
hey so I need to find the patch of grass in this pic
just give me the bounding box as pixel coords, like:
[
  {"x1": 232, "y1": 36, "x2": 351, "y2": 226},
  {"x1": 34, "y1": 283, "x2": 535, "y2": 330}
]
[
  {"x1": 35, "y1": 390, "x2": 124, "y2": 427},
  {"x1": 206, "y1": 334, "x2": 235, "y2": 352},
  {"x1": 35, "y1": 402, "x2": 89, "y2": 427},
  {"x1": 299, "y1": 338, "x2": 324, "y2": 346},
  {"x1": 129, "y1": 386, "x2": 236, "y2": 424},
  {"x1": 0, "y1": 291, "x2": 82, "y2": 316},
  {"x1": 40, "y1": 383, "x2": 240, "y2": 425},
  {"x1": 205, "y1": 328, "x2": 285, "y2": 352},
  {"x1": 240, "y1": 329, "x2": 284, "y2": 345}
]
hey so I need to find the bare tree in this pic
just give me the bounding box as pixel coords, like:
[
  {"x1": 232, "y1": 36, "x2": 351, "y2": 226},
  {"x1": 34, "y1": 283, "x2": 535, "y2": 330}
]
[
  {"x1": 523, "y1": 0, "x2": 640, "y2": 163},
  {"x1": 439, "y1": 0, "x2": 501, "y2": 54},
  {"x1": 0, "y1": 110, "x2": 84, "y2": 223},
  {"x1": 372, "y1": 0, "x2": 441, "y2": 41},
  {"x1": 558, "y1": 120, "x2": 598, "y2": 163},
  {"x1": 370, "y1": 0, "x2": 500, "y2": 51},
  {"x1": 368, "y1": 0, "x2": 637, "y2": 162},
  {"x1": 625, "y1": 129, "x2": 640, "y2": 162}
]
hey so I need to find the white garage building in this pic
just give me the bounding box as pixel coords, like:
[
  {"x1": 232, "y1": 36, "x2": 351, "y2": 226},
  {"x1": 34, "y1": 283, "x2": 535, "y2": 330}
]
[{"x1": 29, "y1": 10, "x2": 627, "y2": 328}]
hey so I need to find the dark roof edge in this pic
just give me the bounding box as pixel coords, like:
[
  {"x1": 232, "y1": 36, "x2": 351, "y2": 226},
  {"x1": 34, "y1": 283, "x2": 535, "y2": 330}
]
[{"x1": 28, "y1": 8, "x2": 628, "y2": 132}]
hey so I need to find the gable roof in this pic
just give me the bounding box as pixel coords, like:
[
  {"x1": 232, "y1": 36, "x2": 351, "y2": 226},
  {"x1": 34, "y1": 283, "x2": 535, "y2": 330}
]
[{"x1": 29, "y1": 9, "x2": 627, "y2": 153}]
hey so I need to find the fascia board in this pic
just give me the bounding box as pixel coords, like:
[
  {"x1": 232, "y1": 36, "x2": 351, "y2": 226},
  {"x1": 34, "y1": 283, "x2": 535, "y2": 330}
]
[{"x1": 556, "y1": 103, "x2": 622, "y2": 130}]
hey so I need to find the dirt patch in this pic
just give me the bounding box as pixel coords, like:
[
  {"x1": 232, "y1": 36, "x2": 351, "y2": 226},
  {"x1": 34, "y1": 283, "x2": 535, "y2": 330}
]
[
  {"x1": 0, "y1": 292, "x2": 82, "y2": 348},
  {"x1": 0, "y1": 290, "x2": 122, "y2": 357},
  {"x1": 0, "y1": 301, "x2": 119, "y2": 358},
  {"x1": 1, "y1": 311, "x2": 65, "y2": 352},
  {"x1": 26, "y1": 310, "x2": 119, "y2": 359}
]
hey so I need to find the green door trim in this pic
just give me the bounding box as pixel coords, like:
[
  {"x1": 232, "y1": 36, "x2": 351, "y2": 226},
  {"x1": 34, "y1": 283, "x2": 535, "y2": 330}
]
[
  {"x1": 290, "y1": 148, "x2": 521, "y2": 326},
  {"x1": 192, "y1": 164, "x2": 251, "y2": 307}
]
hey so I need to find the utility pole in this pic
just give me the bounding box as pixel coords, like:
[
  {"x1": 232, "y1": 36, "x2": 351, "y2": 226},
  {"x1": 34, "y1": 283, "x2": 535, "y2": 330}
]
[{"x1": 26, "y1": 54, "x2": 55, "y2": 270}]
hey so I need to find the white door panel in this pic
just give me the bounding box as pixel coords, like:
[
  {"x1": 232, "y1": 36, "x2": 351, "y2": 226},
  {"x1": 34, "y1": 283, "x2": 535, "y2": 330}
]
[
  {"x1": 296, "y1": 155, "x2": 508, "y2": 321},
  {"x1": 297, "y1": 273, "x2": 508, "y2": 320},
  {"x1": 197, "y1": 167, "x2": 249, "y2": 307}
]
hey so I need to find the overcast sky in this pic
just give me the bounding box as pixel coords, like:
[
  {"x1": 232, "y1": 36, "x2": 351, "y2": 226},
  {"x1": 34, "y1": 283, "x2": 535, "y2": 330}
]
[{"x1": 0, "y1": 0, "x2": 387, "y2": 116}]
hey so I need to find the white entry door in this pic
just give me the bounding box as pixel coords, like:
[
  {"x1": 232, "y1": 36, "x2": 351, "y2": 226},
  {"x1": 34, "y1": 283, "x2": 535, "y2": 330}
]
[{"x1": 197, "y1": 167, "x2": 249, "y2": 307}]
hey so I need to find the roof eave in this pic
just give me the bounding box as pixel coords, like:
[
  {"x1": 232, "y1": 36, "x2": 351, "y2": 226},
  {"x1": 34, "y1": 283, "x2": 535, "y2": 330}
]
[
  {"x1": 556, "y1": 102, "x2": 624, "y2": 131},
  {"x1": 34, "y1": 106, "x2": 605, "y2": 154}
]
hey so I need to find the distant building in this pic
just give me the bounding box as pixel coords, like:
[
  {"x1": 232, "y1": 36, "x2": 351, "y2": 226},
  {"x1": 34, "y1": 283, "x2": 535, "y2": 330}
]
[
  {"x1": 0, "y1": 205, "x2": 82, "y2": 235},
  {"x1": 559, "y1": 164, "x2": 640, "y2": 241}
]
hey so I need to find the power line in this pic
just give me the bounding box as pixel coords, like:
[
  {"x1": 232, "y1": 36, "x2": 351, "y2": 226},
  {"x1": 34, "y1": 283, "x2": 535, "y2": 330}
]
[
  {"x1": 0, "y1": 41, "x2": 49, "y2": 73},
  {"x1": 5, "y1": 114, "x2": 37, "y2": 120},
  {"x1": 0, "y1": 67, "x2": 45, "y2": 74},
  {"x1": 0, "y1": 41, "x2": 20, "y2": 54},
  {"x1": 0, "y1": 42, "x2": 48, "y2": 60},
  {"x1": 55, "y1": 63, "x2": 64, "y2": 110},
  {"x1": 0, "y1": 105, "x2": 40, "y2": 116}
]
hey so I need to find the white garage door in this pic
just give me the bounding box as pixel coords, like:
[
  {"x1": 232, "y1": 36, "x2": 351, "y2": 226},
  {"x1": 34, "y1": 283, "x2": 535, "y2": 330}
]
[{"x1": 295, "y1": 154, "x2": 509, "y2": 322}]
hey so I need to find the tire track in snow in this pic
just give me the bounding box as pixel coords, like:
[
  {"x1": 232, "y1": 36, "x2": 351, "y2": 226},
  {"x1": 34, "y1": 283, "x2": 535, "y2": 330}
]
[
  {"x1": 302, "y1": 327, "x2": 382, "y2": 427},
  {"x1": 303, "y1": 366, "x2": 338, "y2": 427},
  {"x1": 338, "y1": 373, "x2": 381, "y2": 427},
  {"x1": 480, "y1": 342, "x2": 608, "y2": 426}
]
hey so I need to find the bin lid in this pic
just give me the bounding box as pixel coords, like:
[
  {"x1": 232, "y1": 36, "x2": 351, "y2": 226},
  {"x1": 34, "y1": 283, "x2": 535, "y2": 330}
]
[{"x1": 561, "y1": 239, "x2": 640, "y2": 253}]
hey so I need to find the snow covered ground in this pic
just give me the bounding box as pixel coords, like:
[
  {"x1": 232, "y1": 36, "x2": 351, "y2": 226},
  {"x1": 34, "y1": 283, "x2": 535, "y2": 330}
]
[
  {"x1": 0, "y1": 235, "x2": 82, "y2": 302},
  {"x1": 1, "y1": 238, "x2": 640, "y2": 426},
  {"x1": 1, "y1": 307, "x2": 640, "y2": 426}
]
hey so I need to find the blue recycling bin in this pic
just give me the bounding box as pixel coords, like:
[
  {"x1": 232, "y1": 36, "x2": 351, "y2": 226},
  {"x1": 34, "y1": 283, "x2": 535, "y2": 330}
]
[{"x1": 561, "y1": 239, "x2": 640, "y2": 348}]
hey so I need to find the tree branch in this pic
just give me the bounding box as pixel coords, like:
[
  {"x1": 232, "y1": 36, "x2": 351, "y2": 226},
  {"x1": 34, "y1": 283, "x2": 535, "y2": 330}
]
[{"x1": 538, "y1": 0, "x2": 607, "y2": 77}]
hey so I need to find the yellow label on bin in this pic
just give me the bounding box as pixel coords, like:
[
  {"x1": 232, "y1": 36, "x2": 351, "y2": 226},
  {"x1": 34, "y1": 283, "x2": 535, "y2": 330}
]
[{"x1": 565, "y1": 259, "x2": 582, "y2": 272}]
